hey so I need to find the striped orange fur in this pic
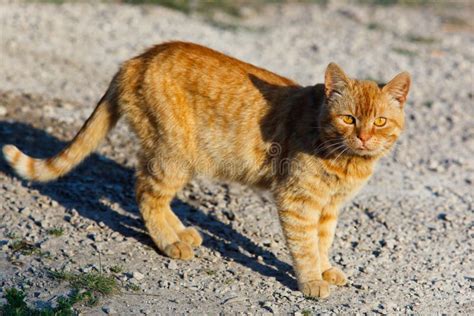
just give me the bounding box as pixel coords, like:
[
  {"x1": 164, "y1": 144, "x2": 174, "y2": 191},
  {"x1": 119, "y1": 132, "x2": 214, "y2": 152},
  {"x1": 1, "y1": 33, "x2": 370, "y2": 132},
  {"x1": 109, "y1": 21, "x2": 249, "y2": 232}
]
[{"x1": 2, "y1": 42, "x2": 410, "y2": 298}]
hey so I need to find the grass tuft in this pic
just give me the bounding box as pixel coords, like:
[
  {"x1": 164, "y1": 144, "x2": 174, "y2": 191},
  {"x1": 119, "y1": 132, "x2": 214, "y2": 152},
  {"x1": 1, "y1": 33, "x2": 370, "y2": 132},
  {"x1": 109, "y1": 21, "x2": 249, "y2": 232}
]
[
  {"x1": 392, "y1": 47, "x2": 418, "y2": 57},
  {"x1": 1, "y1": 288, "x2": 29, "y2": 315},
  {"x1": 109, "y1": 265, "x2": 123, "y2": 274},
  {"x1": 367, "y1": 22, "x2": 384, "y2": 30},
  {"x1": 1, "y1": 287, "x2": 79, "y2": 315},
  {"x1": 205, "y1": 269, "x2": 217, "y2": 276},
  {"x1": 127, "y1": 283, "x2": 141, "y2": 292},
  {"x1": 47, "y1": 227, "x2": 64, "y2": 237},
  {"x1": 10, "y1": 240, "x2": 49, "y2": 258},
  {"x1": 406, "y1": 34, "x2": 437, "y2": 44},
  {"x1": 357, "y1": 0, "x2": 432, "y2": 5},
  {"x1": 49, "y1": 270, "x2": 119, "y2": 297},
  {"x1": 1, "y1": 271, "x2": 121, "y2": 314}
]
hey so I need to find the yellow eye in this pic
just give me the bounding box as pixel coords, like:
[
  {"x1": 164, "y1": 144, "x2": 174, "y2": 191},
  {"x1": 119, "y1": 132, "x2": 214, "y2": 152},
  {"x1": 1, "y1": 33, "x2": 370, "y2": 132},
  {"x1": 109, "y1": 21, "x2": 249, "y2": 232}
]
[
  {"x1": 374, "y1": 117, "x2": 387, "y2": 127},
  {"x1": 342, "y1": 115, "x2": 355, "y2": 125}
]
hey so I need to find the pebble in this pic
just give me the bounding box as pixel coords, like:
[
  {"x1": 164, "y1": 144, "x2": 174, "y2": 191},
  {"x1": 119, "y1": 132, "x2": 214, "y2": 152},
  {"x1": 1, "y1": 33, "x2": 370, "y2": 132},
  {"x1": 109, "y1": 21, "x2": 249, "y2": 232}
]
[
  {"x1": 0, "y1": 105, "x2": 7, "y2": 116},
  {"x1": 102, "y1": 306, "x2": 117, "y2": 315},
  {"x1": 438, "y1": 213, "x2": 453, "y2": 222},
  {"x1": 167, "y1": 261, "x2": 178, "y2": 270},
  {"x1": 262, "y1": 301, "x2": 278, "y2": 313},
  {"x1": 133, "y1": 271, "x2": 145, "y2": 281},
  {"x1": 87, "y1": 233, "x2": 100, "y2": 241},
  {"x1": 158, "y1": 280, "x2": 170, "y2": 288},
  {"x1": 222, "y1": 296, "x2": 245, "y2": 305}
]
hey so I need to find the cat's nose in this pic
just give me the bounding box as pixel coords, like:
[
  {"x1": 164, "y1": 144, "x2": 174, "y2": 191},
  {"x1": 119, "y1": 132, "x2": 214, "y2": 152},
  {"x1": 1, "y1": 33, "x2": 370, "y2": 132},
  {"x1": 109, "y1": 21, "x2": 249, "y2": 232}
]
[{"x1": 357, "y1": 132, "x2": 372, "y2": 145}]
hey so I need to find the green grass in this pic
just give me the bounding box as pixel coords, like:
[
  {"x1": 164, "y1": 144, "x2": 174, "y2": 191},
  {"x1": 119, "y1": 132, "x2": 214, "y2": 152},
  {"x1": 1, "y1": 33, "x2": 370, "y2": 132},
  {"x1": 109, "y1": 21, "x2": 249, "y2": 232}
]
[
  {"x1": 301, "y1": 310, "x2": 312, "y2": 316},
  {"x1": 357, "y1": 0, "x2": 433, "y2": 5},
  {"x1": 406, "y1": 34, "x2": 437, "y2": 44},
  {"x1": 121, "y1": 0, "x2": 329, "y2": 16},
  {"x1": 423, "y1": 100, "x2": 433, "y2": 108},
  {"x1": 1, "y1": 287, "x2": 81, "y2": 315},
  {"x1": 367, "y1": 22, "x2": 384, "y2": 30},
  {"x1": 47, "y1": 227, "x2": 64, "y2": 237},
  {"x1": 1, "y1": 270, "x2": 124, "y2": 315},
  {"x1": 10, "y1": 240, "x2": 50, "y2": 258},
  {"x1": 1, "y1": 288, "x2": 29, "y2": 316},
  {"x1": 109, "y1": 265, "x2": 123, "y2": 274},
  {"x1": 392, "y1": 47, "x2": 418, "y2": 57},
  {"x1": 205, "y1": 269, "x2": 217, "y2": 276},
  {"x1": 27, "y1": 0, "x2": 450, "y2": 31},
  {"x1": 49, "y1": 270, "x2": 119, "y2": 297},
  {"x1": 126, "y1": 283, "x2": 141, "y2": 292},
  {"x1": 5, "y1": 232, "x2": 18, "y2": 239}
]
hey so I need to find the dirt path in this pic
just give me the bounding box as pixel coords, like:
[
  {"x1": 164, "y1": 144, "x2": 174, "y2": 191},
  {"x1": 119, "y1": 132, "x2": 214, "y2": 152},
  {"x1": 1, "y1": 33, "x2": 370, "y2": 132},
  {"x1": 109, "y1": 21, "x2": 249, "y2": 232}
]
[{"x1": 0, "y1": 2, "x2": 473, "y2": 314}]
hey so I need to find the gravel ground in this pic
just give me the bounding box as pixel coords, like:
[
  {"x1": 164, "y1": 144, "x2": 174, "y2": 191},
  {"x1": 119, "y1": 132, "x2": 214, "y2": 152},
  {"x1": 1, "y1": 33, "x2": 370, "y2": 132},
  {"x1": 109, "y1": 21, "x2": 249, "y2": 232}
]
[{"x1": 0, "y1": 1, "x2": 473, "y2": 314}]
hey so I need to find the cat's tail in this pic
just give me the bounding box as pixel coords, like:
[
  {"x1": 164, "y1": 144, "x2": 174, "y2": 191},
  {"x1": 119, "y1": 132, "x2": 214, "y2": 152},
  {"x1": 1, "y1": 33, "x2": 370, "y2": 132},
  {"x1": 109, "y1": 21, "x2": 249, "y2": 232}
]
[{"x1": 2, "y1": 78, "x2": 121, "y2": 182}]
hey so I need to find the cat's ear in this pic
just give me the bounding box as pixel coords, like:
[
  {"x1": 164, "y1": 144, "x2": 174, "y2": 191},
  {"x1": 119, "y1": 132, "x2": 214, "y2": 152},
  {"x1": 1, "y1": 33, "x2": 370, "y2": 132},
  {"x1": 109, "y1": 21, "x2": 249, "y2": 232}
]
[
  {"x1": 383, "y1": 72, "x2": 411, "y2": 106},
  {"x1": 324, "y1": 63, "x2": 350, "y2": 98}
]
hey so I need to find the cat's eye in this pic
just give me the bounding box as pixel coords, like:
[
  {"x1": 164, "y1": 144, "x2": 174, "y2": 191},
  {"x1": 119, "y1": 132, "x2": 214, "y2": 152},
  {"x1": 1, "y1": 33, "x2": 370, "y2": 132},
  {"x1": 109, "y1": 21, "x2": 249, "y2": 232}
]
[
  {"x1": 342, "y1": 115, "x2": 355, "y2": 125},
  {"x1": 374, "y1": 117, "x2": 387, "y2": 127}
]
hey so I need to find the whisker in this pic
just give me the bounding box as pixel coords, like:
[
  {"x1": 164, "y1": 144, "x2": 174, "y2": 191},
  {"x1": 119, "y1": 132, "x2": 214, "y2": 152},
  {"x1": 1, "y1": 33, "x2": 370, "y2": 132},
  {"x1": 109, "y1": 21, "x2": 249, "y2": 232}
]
[
  {"x1": 324, "y1": 143, "x2": 347, "y2": 158},
  {"x1": 313, "y1": 139, "x2": 344, "y2": 154},
  {"x1": 332, "y1": 147, "x2": 350, "y2": 164}
]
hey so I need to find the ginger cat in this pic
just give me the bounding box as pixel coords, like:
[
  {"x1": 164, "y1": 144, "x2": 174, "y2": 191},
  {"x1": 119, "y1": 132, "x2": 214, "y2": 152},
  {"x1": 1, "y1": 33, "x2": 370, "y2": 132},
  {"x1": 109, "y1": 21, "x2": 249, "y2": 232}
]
[{"x1": 3, "y1": 41, "x2": 410, "y2": 298}]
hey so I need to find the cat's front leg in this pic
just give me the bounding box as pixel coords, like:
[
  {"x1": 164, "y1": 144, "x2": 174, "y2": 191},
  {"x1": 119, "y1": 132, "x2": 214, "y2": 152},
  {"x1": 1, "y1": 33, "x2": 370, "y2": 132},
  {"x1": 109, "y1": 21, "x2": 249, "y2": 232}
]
[
  {"x1": 319, "y1": 204, "x2": 347, "y2": 286},
  {"x1": 277, "y1": 197, "x2": 330, "y2": 298}
]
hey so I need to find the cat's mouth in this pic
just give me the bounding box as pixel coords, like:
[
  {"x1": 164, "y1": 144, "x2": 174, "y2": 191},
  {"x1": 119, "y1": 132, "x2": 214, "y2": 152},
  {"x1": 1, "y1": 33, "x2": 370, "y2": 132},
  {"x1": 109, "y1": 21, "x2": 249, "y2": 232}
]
[{"x1": 351, "y1": 146, "x2": 384, "y2": 157}]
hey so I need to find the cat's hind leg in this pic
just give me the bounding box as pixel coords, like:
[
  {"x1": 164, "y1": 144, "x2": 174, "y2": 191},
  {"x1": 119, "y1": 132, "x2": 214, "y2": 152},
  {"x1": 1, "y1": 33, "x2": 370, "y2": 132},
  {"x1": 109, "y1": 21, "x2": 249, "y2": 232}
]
[{"x1": 135, "y1": 169, "x2": 201, "y2": 260}]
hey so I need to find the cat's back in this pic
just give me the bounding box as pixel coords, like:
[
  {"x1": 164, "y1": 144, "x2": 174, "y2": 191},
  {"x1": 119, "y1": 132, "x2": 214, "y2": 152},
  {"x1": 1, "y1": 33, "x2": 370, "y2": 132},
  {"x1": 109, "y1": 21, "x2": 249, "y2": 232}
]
[
  {"x1": 135, "y1": 41, "x2": 294, "y2": 86},
  {"x1": 119, "y1": 41, "x2": 296, "y2": 127}
]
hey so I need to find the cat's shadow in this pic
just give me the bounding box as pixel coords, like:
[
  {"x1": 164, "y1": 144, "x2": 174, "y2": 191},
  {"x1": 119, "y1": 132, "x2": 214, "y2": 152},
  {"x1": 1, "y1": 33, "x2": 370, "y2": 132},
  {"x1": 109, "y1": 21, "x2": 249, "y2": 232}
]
[{"x1": 0, "y1": 121, "x2": 295, "y2": 290}]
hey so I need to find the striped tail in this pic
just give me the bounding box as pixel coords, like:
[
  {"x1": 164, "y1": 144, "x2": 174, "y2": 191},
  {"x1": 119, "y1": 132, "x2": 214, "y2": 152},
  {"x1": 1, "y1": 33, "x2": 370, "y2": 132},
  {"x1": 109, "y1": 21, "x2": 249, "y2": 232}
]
[{"x1": 2, "y1": 86, "x2": 120, "y2": 182}]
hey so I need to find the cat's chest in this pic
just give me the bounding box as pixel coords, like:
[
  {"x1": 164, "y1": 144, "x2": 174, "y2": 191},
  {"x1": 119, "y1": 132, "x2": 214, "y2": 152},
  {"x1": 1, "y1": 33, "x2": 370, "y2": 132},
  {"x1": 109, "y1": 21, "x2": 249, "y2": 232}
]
[{"x1": 317, "y1": 159, "x2": 373, "y2": 197}]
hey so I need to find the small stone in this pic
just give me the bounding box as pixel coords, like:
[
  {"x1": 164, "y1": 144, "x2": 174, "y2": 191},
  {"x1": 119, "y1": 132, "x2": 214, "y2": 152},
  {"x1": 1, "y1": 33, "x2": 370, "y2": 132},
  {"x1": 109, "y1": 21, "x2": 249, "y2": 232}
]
[
  {"x1": 133, "y1": 271, "x2": 145, "y2": 281},
  {"x1": 262, "y1": 301, "x2": 277, "y2": 313},
  {"x1": 70, "y1": 209, "x2": 79, "y2": 217},
  {"x1": 0, "y1": 106, "x2": 7, "y2": 116},
  {"x1": 87, "y1": 233, "x2": 100, "y2": 241},
  {"x1": 19, "y1": 207, "x2": 31, "y2": 215},
  {"x1": 353, "y1": 283, "x2": 369, "y2": 290},
  {"x1": 63, "y1": 249, "x2": 75, "y2": 257},
  {"x1": 167, "y1": 260, "x2": 178, "y2": 270},
  {"x1": 102, "y1": 306, "x2": 116, "y2": 315},
  {"x1": 438, "y1": 213, "x2": 453, "y2": 222},
  {"x1": 262, "y1": 239, "x2": 272, "y2": 247},
  {"x1": 222, "y1": 295, "x2": 245, "y2": 304}
]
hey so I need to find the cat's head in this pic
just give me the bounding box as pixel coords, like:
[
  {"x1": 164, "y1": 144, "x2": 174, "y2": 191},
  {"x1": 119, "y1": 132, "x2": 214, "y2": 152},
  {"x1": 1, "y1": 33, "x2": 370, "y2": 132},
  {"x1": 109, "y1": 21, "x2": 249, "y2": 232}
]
[{"x1": 320, "y1": 63, "x2": 411, "y2": 158}]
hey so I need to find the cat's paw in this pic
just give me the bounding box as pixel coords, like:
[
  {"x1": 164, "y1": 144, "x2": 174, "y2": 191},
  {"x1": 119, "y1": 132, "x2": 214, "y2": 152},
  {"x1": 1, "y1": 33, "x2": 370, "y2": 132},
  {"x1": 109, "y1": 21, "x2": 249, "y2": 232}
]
[
  {"x1": 322, "y1": 267, "x2": 347, "y2": 286},
  {"x1": 300, "y1": 280, "x2": 330, "y2": 299},
  {"x1": 164, "y1": 241, "x2": 194, "y2": 260},
  {"x1": 178, "y1": 227, "x2": 203, "y2": 248}
]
